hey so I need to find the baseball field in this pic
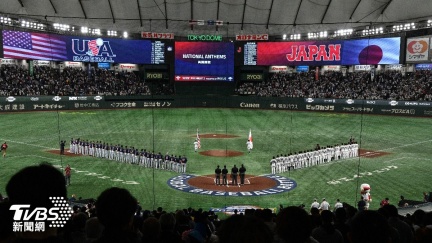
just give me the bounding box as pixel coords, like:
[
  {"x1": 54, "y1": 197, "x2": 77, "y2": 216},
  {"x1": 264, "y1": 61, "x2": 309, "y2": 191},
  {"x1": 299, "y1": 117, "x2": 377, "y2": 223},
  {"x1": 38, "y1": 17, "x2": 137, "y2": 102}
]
[{"x1": 0, "y1": 108, "x2": 431, "y2": 211}]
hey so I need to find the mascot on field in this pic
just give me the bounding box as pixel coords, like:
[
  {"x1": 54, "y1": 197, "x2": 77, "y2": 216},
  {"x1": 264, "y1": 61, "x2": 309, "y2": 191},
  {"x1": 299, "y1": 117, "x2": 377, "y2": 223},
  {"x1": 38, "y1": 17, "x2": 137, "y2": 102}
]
[{"x1": 360, "y1": 183, "x2": 372, "y2": 210}]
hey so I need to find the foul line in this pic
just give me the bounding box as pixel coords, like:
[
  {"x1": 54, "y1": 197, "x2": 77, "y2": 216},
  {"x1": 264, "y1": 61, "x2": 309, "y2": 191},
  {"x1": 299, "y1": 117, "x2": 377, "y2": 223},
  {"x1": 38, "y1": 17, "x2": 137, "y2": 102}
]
[
  {"x1": 0, "y1": 138, "x2": 56, "y2": 150},
  {"x1": 378, "y1": 139, "x2": 432, "y2": 152}
]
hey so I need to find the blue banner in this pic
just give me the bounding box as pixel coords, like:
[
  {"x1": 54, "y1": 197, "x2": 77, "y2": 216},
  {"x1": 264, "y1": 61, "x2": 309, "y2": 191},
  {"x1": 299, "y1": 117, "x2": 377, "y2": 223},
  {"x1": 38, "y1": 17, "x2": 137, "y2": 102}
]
[{"x1": 1, "y1": 30, "x2": 159, "y2": 64}]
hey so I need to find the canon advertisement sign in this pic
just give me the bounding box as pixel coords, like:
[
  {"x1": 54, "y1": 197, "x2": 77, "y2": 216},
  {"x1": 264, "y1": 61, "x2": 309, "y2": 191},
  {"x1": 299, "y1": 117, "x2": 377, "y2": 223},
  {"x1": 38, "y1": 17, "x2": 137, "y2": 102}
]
[
  {"x1": 117, "y1": 63, "x2": 139, "y2": 71},
  {"x1": 269, "y1": 66, "x2": 291, "y2": 73}
]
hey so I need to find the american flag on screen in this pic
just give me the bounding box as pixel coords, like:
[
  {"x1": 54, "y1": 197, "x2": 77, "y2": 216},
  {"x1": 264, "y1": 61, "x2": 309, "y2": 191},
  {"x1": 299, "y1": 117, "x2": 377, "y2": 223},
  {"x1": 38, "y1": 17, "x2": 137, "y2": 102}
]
[
  {"x1": 3, "y1": 30, "x2": 67, "y2": 60},
  {"x1": 196, "y1": 129, "x2": 201, "y2": 149}
]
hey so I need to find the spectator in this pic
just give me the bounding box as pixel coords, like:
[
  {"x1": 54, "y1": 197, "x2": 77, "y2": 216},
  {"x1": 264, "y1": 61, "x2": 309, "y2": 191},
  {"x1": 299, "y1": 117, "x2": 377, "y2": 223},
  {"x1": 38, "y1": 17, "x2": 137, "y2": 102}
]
[
  {"x1": 141, "y1": 217, "x2": 161, "y2": 243},
  {"x1": 159, "y1": 213, "x2": 181, "y2": 243},
  {"x1": 275, "y1": 206, "x2": 317, "y2": 243},
  {"x1": 85, "y1": 217, "x2": 104, "y2": 243},
  {"x1": 349, "y1": 210, "x2": 392, "y2": 243},
  {"x1": 216, "y1": 214, "x2": 273, "y2": 243},
  {"x1": 311, "y1": 210, "x2": 344, "y2": 243},
  {"x1": 380, "y1": 197, "x2": 390, "y2": 207},
  {"x1": 381, "y1": 204, "x2": 414, "y2": 243},
  {"x1": 94, "y1": 187, "x2": 140, "y2": 243},
  {"x1": 5, "y1": 163, "x2": 67, "y2": 242}
]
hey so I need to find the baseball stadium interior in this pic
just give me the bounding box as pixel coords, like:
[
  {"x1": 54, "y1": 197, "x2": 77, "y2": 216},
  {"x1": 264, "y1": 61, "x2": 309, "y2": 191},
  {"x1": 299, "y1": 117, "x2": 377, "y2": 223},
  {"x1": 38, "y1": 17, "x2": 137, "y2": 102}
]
[{"x1": 1, "y1": 0, "x2": 432, "y2": 242}]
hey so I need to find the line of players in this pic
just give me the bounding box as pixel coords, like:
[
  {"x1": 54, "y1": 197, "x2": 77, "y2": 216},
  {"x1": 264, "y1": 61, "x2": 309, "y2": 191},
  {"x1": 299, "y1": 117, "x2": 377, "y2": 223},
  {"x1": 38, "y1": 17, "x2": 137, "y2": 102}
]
[
  {"x1": 69, "y1": 138, "x2": 188, "y2": 173},
  {"x1": 270, "y1": 142, "x2": 359, "y2": 174}
]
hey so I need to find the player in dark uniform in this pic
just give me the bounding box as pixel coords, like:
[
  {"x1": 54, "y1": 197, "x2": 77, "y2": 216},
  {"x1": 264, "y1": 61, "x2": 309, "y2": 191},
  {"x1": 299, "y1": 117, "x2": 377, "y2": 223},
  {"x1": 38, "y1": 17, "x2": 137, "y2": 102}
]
[
  {"x1": 221, "y1": 165, "x2": 228, "y2": 185},
  {"x1": 239, "y1": 164, "x2": 246, "y2": 185},
  {"x1": 231, "y1": 165, "x2": 239, "y2": 185},
  {"x1": 215, "y1": 165, "x2": 221, "y2": 185},
  {"x1": 60, "y1": 140, "x2": 65, "y2": 155}
]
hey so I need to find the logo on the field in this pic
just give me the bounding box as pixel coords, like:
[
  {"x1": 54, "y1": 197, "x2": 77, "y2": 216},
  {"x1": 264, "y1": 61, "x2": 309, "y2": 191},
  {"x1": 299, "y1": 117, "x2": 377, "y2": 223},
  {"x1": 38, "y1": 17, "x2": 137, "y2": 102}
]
[
  {"x1": 167, "y1": 174, "x2": 297, "y2": 196},
  {"x1": 9, "y1": 197, "x2": 73, "y2": 232}
]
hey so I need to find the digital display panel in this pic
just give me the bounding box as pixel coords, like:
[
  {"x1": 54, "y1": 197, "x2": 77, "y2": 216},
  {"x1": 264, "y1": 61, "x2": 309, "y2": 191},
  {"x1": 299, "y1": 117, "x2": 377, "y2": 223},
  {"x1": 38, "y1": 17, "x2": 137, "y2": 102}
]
[
  {"x1": 342, "y1": 37, "x2": 400, "y2": 65},
  {"x1": 257, "y1": 41, "x2": 343, "y2": 66},
  {"x1": 256, "y1": 38, "x2": 401, "y2": 66},
  {"x1": 1, "y1": 30, "x2": 166, "y2": 64},
  {"x1": 174, "y1": 42, "x2": 234, "y2": 81},
  {"x1": 243, "y1": 42, "x2": 257, "y2": 65}
]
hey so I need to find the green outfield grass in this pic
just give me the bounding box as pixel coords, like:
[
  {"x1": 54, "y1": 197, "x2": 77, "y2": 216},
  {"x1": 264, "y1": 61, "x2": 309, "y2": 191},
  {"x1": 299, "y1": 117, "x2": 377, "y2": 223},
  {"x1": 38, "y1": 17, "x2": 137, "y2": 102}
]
[{"x1": 0, "y1": 108, "x2": 431, "y2": 211}]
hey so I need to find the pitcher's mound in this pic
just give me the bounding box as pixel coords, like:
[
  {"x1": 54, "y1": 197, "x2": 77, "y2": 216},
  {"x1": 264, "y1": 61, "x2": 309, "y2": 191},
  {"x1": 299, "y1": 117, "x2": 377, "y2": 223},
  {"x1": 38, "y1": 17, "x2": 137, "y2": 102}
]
[
  {"x1": 47, "y1": 150, "x2": 81, "y2": 157},
  {"x1": 196, "y1": 134, "x2": 239, "y2": 138},
  {"x1": 200, "y1": 150, "x2": 244, "y2": 157}
]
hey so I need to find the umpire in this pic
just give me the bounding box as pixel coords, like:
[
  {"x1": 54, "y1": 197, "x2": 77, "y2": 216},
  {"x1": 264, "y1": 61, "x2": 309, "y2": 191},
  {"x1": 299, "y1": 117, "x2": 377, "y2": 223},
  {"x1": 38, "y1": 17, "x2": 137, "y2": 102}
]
[
  {"x1": 231, "y1": 165, "x2": 239, "y2": 185},
  {"x1": 215, "y1": 165, "x2": 221, "y2": 185},
  {"x1": 222, "y1": 165, "x2": 228, "y2": 185},
  {"x1": 239, "y1": 164, "x2": 246, "y2": 185}
]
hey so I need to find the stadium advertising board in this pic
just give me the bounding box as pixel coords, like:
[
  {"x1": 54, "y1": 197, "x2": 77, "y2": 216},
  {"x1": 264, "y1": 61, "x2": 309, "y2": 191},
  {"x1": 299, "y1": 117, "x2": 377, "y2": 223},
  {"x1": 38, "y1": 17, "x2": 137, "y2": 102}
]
[
  {"x1": 97, "y1": 62, "x2": 110, "y2": 69},
  {"x1": 1, "y1": 30, "x2": 165, "y2": 64},
  {"x1": 256, "y1": 38, "x2": 400, "y2": 65},
  {"x1": 174, "y1": 42, "x2": 234, "y2": 81},
  {"x1": 296, "y1": 66, "x2": 309, "y2": 72},
  {"x1": 240, "y1": 73, "x2": 264, "y2": 81},
  {"x1": 415, "y1": 63, "x2": 432, "y2": 70},
  {"x1": 406, "y1": 37, "x2": 430, "y2": 63},
  {"x1": 269, "y1": 66, "x2": 290, "y2": 73}
]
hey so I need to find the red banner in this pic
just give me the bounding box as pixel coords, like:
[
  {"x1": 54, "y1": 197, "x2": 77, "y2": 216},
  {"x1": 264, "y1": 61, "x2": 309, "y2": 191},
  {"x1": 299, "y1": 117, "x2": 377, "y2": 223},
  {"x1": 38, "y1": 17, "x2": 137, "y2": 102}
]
[
  {"x1": 141, "y1": 32, "x2": 174, "y2": 39},
  {"x1": 236, "y1": 34, "x2": 268, "y2": 41}
]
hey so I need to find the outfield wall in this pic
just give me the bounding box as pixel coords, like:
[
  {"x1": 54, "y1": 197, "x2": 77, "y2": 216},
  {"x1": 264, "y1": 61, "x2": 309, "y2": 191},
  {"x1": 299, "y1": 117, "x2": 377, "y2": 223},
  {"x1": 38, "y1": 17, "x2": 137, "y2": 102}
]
[{"x1": 1, "y1": 95, "x2": 432, "y2": 117}]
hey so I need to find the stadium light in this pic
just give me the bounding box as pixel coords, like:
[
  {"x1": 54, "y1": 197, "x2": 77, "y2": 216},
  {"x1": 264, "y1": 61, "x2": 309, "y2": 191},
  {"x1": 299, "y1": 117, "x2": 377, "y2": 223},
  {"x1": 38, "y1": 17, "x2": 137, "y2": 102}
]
[
  {"x1": 308, "y1": 31, "x2": 327, "y2": 39},
  {"x1": 428, "y1": 20, "x2": 432, "y2": 27},
  {"x1": 0, "y1": 16, "x2": 12, "y2": 25},
  {"x1": 290, "y1": 34, "x2": 301, "y2": 40},
  {"x1": 81, "y1": 26, "x2": 89, "y2": 34},
  {"x1": 54, "y1": 23, "x2": 72, "y2": 31},
  {"x1": 282, "y1": 34, "x2": 287, "y2": 40},
  {"x1": 21, "y1": 20, "x2": 30, "y2": 28},
  {"x1": 334, "y1": 29, "x2": 353, "y2": 37},
  {"x1": 361, "y1": 27, "x2": 383, "y2": 36},
  {"x1": 123, "y1": 31, "x2": 128, "y2": 38},
  {"x1": 393, "y1": 23, "x2": 415, "y2": 32},
  {"x1": 107, "y1": 30, "x2": 117, "y2": 36},
  {"x1": 91, "y1": 28, "x2": 101, "y2": 35}
]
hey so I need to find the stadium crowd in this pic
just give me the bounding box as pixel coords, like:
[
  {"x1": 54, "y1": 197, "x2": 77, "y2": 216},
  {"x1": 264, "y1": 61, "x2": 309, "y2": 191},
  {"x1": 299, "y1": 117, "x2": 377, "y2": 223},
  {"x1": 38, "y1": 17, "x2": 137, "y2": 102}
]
[
  {"x1": 2, "y1": 64, "x2": 432, "y2": 101},
  {"x1": 236, "y1": 70, "x2": 432, "y2": 101},
  {"x1": 0, "y1": 65, "x2": 174, "y2": 97},
  {"x1": 1, "y1": 163, "x2": 431, "y2": 243},
  {"x1": 69, "y1": 138, "x2": 187, "y2": 173}
]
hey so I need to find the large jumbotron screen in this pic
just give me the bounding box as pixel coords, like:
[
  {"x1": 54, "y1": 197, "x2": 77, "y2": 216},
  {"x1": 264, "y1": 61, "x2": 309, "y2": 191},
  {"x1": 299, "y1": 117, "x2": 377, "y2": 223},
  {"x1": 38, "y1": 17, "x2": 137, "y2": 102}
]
[
  {"x1": 174, "y1": 41, "x2": 234, "y2": 81},
  {"x1": 1, "y1": 30, "x2": 166, "y2": 64},
  {"x1": 256, "y1": 37, "x2": 400, "y2": 65}
]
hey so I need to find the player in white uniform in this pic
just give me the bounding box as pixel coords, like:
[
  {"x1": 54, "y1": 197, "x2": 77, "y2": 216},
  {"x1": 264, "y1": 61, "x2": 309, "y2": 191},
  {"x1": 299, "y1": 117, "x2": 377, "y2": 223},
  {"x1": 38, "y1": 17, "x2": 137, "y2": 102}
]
[
  {"x1": 353, "y1": 142, "x2": 359, "y2": 157},
  {"x1": 194, "y1": 140, "x2": 199, "y2": 152},
  {"x1": 246, "y1": 139, "x2": 253, "y2": 153},
  {"x1": 270, "y1": 156, "x2": 276, "y2": 174}
]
